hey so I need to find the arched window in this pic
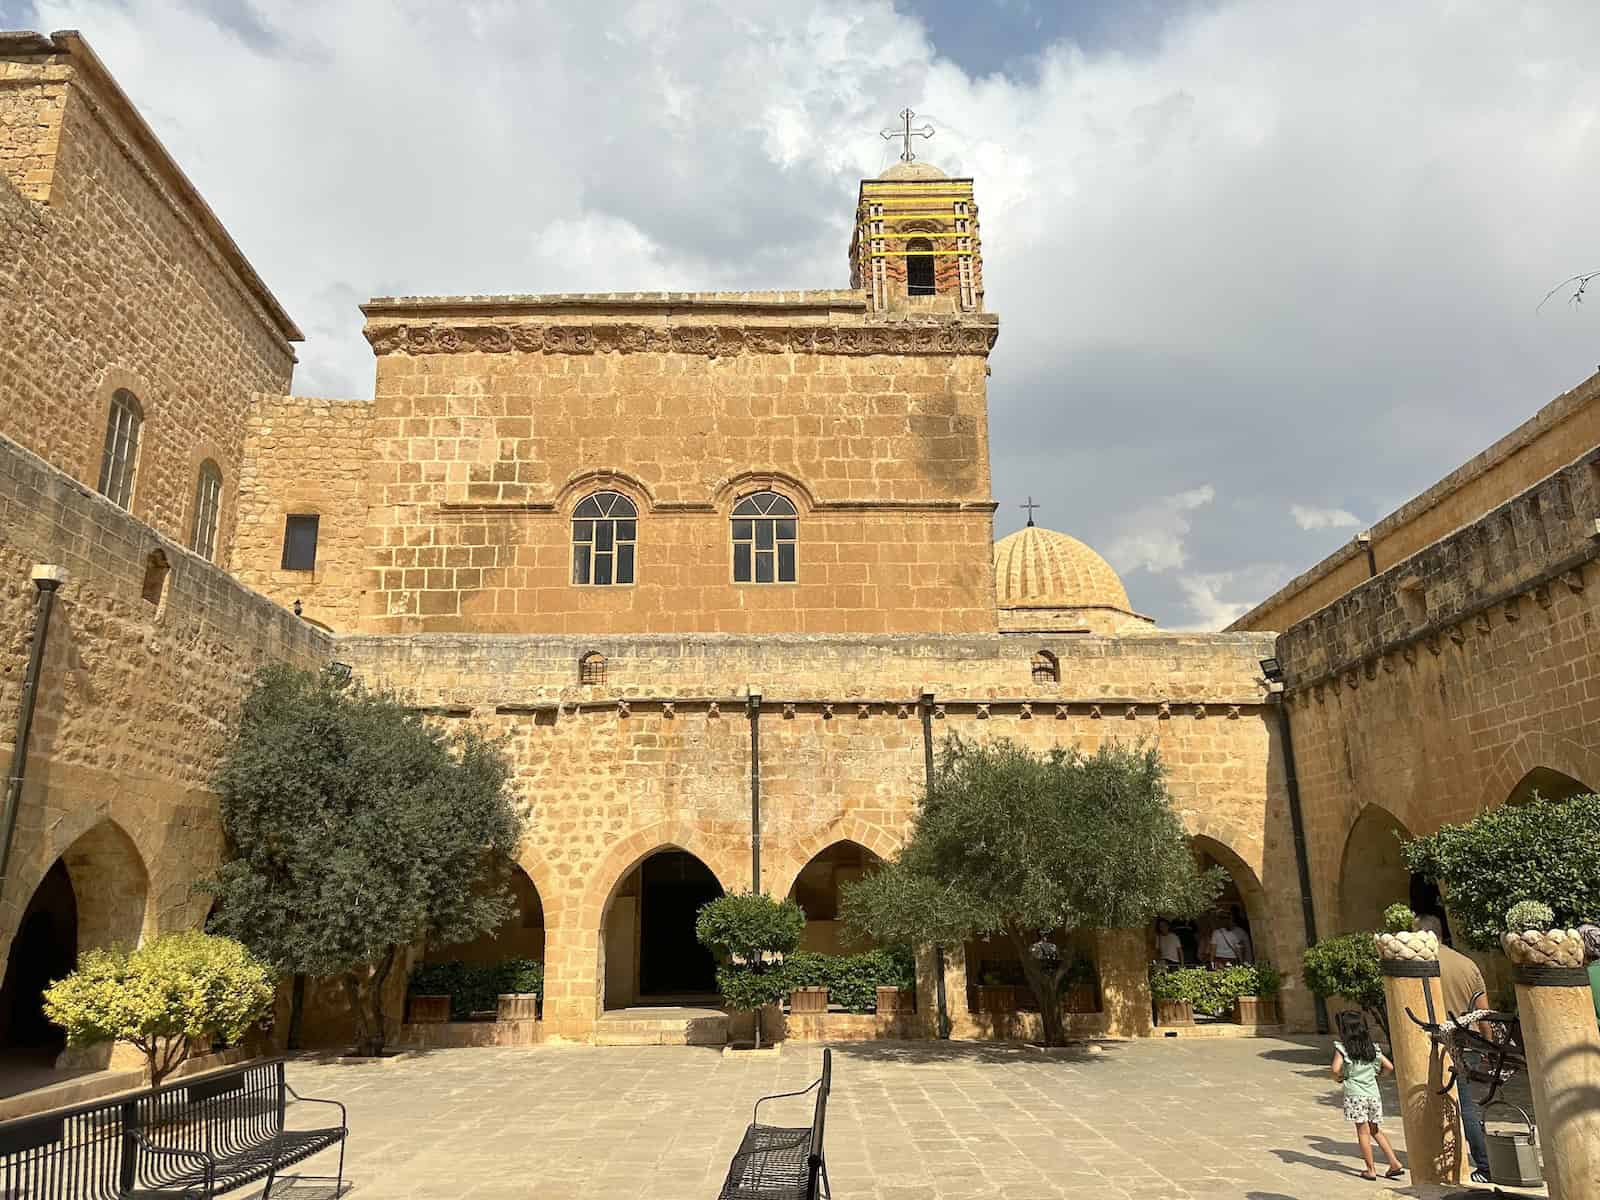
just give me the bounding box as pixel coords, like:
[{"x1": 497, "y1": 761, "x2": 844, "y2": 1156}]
[
  {"x1": 97, "y1": 389, "x2": 143, "y2": 509},
  {"x1": 189, "y1": 460, "x2": 223, "y2": 562},
  {"x1": 1031, "y1": 649, "x2": 1059, "y2": 684},
  {"x1": 906, "y1": 238, "x2": 936, "y2": 295},
  {"x1": 572, "y1": 491, "x2": 637, "y2": 585},
  {"x1": 732, "y1": 491, "x2": 797, "y2": 583},
  {"x1": 579, "y1": 651, "x2": 606, "y2": 686}
]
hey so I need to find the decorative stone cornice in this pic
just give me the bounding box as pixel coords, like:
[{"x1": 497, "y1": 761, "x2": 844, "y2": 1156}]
[{"x1": 363, "y1": 319, "x2": 999, "y2": 359}]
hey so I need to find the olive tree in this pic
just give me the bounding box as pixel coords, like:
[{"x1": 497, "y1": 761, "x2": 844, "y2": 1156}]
[
  {"x1": 842, "y1": 737, "x2": 1220, "y2": 1046},
  {"x1": 202, "y1": 665, "x2": 524, "y2": 1055}
]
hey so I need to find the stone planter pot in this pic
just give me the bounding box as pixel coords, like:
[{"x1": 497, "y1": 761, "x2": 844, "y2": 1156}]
[
  {"x1": 788, "y1": 986, "x2": 828, "y2": 1014},
  {"x1": 1062, "y1": 983, "x2": 1099, "y2": 1014},
  {"x1": 1155, "y1": 998, "x2": 1195, "y2": 1027},
  {"x1": 1374, "y1": 930, "x2": 1439, "y2": 962},
  {"x1": 1233, "y1": 995, "x2": 1279, "y2": 1025},
  {"x1": 408, "y1": 994, "x2": 451, "y2": 1024},
  {"x1": 975, "y1": 984, "x2": 1019, "y2": 1014},
  {"x1": 497, "y1": 992, "x2": 540, "y2": 1022},
  {"x1": 1502, "y1": 927, "x2": 1585, "y2": 968},
  {"x1": 875, "y1": 986, "x2": 914, "y2": 1015}
]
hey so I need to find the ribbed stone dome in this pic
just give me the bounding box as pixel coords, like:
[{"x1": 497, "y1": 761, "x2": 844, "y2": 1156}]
[
  {"x1": 993, "y1": 525, "x2": 1132, "y2": 611},
  {"x1": 878, "y1": 160, "x2": 947, "y2": 181}
]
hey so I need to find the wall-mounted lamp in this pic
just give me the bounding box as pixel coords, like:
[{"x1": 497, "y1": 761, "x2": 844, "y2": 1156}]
[
  {"x1": 1259, "y1": 657, "x2": 1284, "y2": 683},
  {"x1": 328, "y1": 662, "x2": 353, "y2": 683}
]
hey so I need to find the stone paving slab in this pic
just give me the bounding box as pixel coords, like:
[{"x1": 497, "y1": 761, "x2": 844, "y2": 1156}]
[{"x1": 237, "y1": 1036, "x2": 1520, "y2": 1200}]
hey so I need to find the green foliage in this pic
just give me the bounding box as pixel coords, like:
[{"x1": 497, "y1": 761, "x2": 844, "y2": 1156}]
[
  {"x1": 1505, "y1": 900, "x2": 1556, "y2": 933},
  {"x1": 715, "y1": 962, "x2": 791, "y2": 1016},
  {"x1": 840, "y1": 737, "x2": 1221, "y2": 1044},
  {"x1": 1301, "y1": 933, "x2": 1386, "y2": 1032},
  {"x1": 1382, "y1": 903, "x2": 1417, "y2": 934},
  {"x1": 1253, "y1": 961, "x2": 1282, "y2": 998},
  {"x1": 408, "y1": 958, "x2": 544, "y2": 1018},
  {"x1": 201, "y1": 665, "x2": 524, "y2": 1054},
  {"x1": 42, "y1": 932, "x2": 275, "y2": 1086},
  {"x1": 780, "y1": 948, "x2": 916, "y2": 1012},
  {"x1": 695, "y1": 892, "x2": 806, "y2": 963},
  {"x1": 1144, "y1": 964, "x2": 1272, "y2": 1017},
  {"x1": 1402, "y1": 793, "x2": 1600, "y2": 950}
]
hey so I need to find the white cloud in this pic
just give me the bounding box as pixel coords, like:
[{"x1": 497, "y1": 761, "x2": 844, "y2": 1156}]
[
  {"x1": 1106, "y1": 484, "x2": 1215, "y2": 575},
  {"x1": 1290, "y1": 504, "x2": 1363, "y2": 532},
  {"x1": 1171, "y1": 562, "x2": 1294, "y2": 632}
]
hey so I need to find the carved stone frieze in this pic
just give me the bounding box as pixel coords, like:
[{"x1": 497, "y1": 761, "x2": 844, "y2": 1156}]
[{"x1": 364, "y1": 319, "x2": 999, "y2": 358}]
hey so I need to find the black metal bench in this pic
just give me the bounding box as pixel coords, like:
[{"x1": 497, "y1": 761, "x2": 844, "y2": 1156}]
[
  {"x1": 0, "y1": 1057, "x2": 346, "y2": 1199},
  {"x1": 717, "y1": 1047, "x2": 830, "y2": 1200}
]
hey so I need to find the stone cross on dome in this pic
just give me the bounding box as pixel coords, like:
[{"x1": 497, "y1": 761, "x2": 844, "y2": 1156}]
[
  {"x1": 1021, "y1": 496, "x2": 1040, "y2": 527},
  {"x1": 881, "y1": 108, "x2": 935, "y2": 162}
]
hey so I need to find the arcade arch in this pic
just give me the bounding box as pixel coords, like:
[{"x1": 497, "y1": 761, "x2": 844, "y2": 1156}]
[
  {"x1": 786, "y1": 840, "x2": 883, "y2": 954},
  {"x1": 1505, "y1": 766, "x2": 1590, "y2": 808},
  {"x1": 1186, "y1": 835, "x2": 1270, "y2": 967},
  {"x1": 1338, "y1": 804, "x2": 1424, "y2": 935},
  {"x1": 601, "y1": 848, "x2": 726, "y2": 1010},
  {"x1": 421, "y1": 857, "x2": 546, "y2": 966}
]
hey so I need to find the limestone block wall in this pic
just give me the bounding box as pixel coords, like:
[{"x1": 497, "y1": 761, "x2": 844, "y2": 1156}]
[
  {"x1": 232, "y1": 395, "x2": 374, "y2": 631},
  {"x1": 352, "y1": 300, "x2": 1000, "y2": 635},
  {"x1": 1273, "y1": 448, "x2": 1600, "y2": 991},
  {"x1": 0, "y1": 432, "x2": 330, "y2": 971},
  {"x1": 341, "y1": 628, "x2": 1307, "y2": 1037},
  {"x1": 0, "y1": 35, "x2": 298, "y2": 563}
]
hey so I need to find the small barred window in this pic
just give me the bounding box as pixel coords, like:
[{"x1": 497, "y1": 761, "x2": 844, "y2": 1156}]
[
  {"x1": 97, "y1": 389, "x2": 143, "y2": 509},
  {"x1": 906, "y1": 238, "x2": 936, "y2": 295},
  {"x1": 1032, "y1": 650, "x2": 1059, "y2": 685},
  {"x1": 579, "y1": 652, "x2": 606, "y2": 686}
]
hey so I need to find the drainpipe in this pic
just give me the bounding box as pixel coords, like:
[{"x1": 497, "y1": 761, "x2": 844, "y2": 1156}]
[
  {"x1": 920, "y1": 690, "x2": 950, "y2": 1038},
  {"x1": 0, "y1": 565, "x2": 67, "y2": 905},
  {"x1": 747, "y1": 689, "x2": 761, "y2": 893},
  {"x1": 1271, "y1": 685, "x2": 1327, "y2": 1034},
  {"x1": 1357, "y1": 531, "x2": 1377, "y2": 578}
]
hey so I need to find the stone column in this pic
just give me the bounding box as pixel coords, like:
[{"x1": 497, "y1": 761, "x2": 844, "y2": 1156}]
[
  {"x1": 1092, "y1": 928, "x2": 1153, "y2": 1038},
  {"x1": 1503, "y1": 928, "x2": 1600, "y2": 1200},
  {"x1": 1375, "y1": 930, "x2": 1462, "y2": 1186},
  {"x1": 942, "y1": 942, "x2": 972, "y2": 1039}
]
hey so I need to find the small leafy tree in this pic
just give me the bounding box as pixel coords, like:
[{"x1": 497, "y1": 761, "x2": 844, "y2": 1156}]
[
  {"x1": 202, "y1": 666, "x2": 524, "y2": 1055},
  {"x1": 842, "y1": 737, "x2": 1221, "y2": 1046},
  {"x1": 1302, "y1": 932, "x2": 1387, "y2": 1036},
  {"x1": 42, "y1": 931, "x2": 274, "y2": 1087},
  {"x1": 1402, "y1": 792, "x2": 1600, "y2": 950},
  {"x1": 695, "y1": 892, "x2": 805, "y2": 1048}
]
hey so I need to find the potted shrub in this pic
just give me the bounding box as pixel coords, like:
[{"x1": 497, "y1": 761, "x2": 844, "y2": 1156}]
[
  {"x1": 1149, "y1": 965, "x2": 1195, "y2": 1026},
  {"x1": 1062, "y1": 956, "x2": 1099, "y2": 1014},
  {"x1": 1301, "y1": 932, "x2": 1387, "y2": 1036},
  {"x1": 409, "y1": 961, "x2": 466, "y2": 1022},
  {"x1": 1373, "y1": 903, "x2": 1437, "y2": 963},
  {"x1": 782, "y1": 950, "x2": 832, "y2": 1014},
  {"x1": 1232, "y1": 962, "x2": 1281, "y2": 1025},
  {"x1": 496, "y1": 958, "x2": 544, "y2": 1021},
  {"x1": 789, "y1": 986, "x2": 829, "y2": 1014},
  {"x1": 870, "y1": 947, "x2": 917, "y2": 1014},
  {"x1": 696, "y1": 892, "x2": 806, "y2": 1050},
  {"x1": 409, "y1": 993, "x2": 452, "y2": 1024}
]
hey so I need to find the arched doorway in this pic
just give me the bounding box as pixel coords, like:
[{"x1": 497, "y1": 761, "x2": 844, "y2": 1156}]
[
  {"x1": 1183, "y1": 836, "x2": 1269, "y2": 968},
  {"x1": 422, "y1": 858, "x2": 546, "y2": 966},
  {"x1": 1, "y1": 819, "x2": 149, "y2": 1086},
  {"x1": 1338, "y1": 805, "x2": 1420, "y2": 935},
  {"x1": 602, "y1": 849, "x2": 724, "y2": 1009},
  {"x1": 1506, "y1": 766, "x2": 1591, "y2": 807},
  {"x1": 788, "y1": 841, "x2": 882, "y2": 954}
]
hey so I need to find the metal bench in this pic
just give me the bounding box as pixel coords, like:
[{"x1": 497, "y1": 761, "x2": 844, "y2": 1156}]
[
  {"x1": 0, "y1": 1057, "x2": 346, "y2": 1199},
  {"x1": 717, "y1": 1047, "x2": 831, "y2": 1200}
]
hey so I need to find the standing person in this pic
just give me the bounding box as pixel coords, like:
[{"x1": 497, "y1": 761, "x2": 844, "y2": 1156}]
[
  {"x1": 1332, "y1": 1010, "x2": 1405, "y2": 1180},
  {"x1": 1155, "y1": 918, "x2": 1183, "y2": 969},
  {"x1": 1210, "y1": 908, "x2": 1253, "y2": 966},
  {"x1": 1416, "y1": 915, "x2": 1491, "y2": 1183}
]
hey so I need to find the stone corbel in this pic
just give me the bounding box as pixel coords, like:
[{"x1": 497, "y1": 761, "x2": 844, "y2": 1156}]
[
  {"x1": 1535, "y1": 583, "x2": 1553, "y2": 609},
  {"x1": 1425, "y1": 634, "x2": 1442, "y2": 655},
  {"x1": 1344, "y1": 670, "x2": 1358, "y2": 691},
  {"x1": 821, "y1": 703, "x2": 834, "y2": 719},
  {"x1": 662, "y1": 702, "x2": 675, "y2": 718},
  {"x1": 976, "y1": 703, "x2": 991, "y2": 719},
  {"x1": 1402, "y1": 645, "x2": 1417, "y2": 666},
  {"x1": 708, "y1": 701, "x2": 721, "y2": 718},
  {"x1": 1125, "y1": 705, "x2": 1138, "y2": 720},
  {"x1": 933, "y1": 703, "x2": 946, "y2": 719},
  {"x1": 896, "y1": 704, "x2": 911, "y2": 718},
  {"x1": 1503, "y1": 596, "x2": 1521, "y2": 622},
  {"x1": 1474, "y1": 613, "x2": 1492, "y2": 635},
  {"x1": 1157, "y1": 702, "x2": 1172, "y2": 719},
  {"x1": 1018, "y1": 702, "x2": 1033, "y2": 719},
  {"x1": 783, "y1": 702, "x2": 796, "y2": 719},
  {"x1": 1449, "y1": 625, "x2": 1466, "y2": 645},
  {"x1": 1226, "y1": 705, "x2": 1240, "y2": 720},
  {"x1": 616, "y1": 699, "x2": 630, "y2": 718},
  {"x1": 1194, "y1": 704, "x2": 1207, "y2": 720},
  {"x1": 857, "y1": 703, "x2": 872, "y2": 719},
  {"x1": 1087, "y1": 705, "x2": 1100, "y2": 719},
  {"x1": 1563, "y1": 567, "x2": 1585, "y2": 593}
]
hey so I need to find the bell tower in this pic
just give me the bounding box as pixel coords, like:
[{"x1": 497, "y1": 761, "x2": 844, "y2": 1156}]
[{"x1": 850, "y1": 112, "x2": 984, "y2": 314}]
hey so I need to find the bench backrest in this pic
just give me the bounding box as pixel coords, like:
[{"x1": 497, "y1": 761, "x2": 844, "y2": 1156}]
[
  {"x1": 806, "y1": 1048, "x2": 831, "y2": 1199},
  {"x1": 0, "y1": 1058, "x2": 287, "y2": 1199}
]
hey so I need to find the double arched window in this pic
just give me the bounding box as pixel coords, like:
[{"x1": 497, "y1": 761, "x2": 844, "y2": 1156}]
[
  {"x1": 189, "y1": 460, "x2": 223, "y2": 562},
  {"x1": 97, "y1": 389, "x2": 143, "y2": 509},
  {"x1": 732, "y1": 491, "x2": 797, "y2": 583},
  {"x1": 572, "y1": 491, "x2": 637, "y2": 585}
]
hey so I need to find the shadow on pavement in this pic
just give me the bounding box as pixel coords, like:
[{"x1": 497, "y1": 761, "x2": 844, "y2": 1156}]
[{"x1": 826, "y1": 1039, "x2": 1121, "y2": 1068}]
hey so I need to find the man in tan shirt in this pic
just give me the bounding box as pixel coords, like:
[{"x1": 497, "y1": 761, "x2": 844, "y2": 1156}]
[{"x1": 1416, "y1": 916, "x2": 1491, "y2": 1182}]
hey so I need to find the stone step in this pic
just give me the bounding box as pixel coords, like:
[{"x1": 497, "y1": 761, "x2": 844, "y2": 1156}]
[{"x1": 595, "y1": 1007, "x2": 729, "y2": 1046}]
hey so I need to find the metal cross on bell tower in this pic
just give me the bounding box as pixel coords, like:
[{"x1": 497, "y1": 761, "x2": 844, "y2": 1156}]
[
  {"x1": 881, "y1": 108, "x2": 934, "y2": 163},
  {"x1": 1021, "y1": 497, "x2": 1040, "y2": 527}
]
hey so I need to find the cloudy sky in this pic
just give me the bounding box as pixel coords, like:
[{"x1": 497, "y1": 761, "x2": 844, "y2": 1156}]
[{"x1": 7, "y1": 0, "x2": 1599, "y2": 628}]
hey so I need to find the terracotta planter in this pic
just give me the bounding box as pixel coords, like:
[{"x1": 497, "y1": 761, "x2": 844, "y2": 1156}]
[
  {"x1": 1155, "y1": 998, "x2": 1194, "y2": 1027},
  {"x1": 497, "y1": 992, "x2": 540, "y2": 1022},
  {"x1": 788, "y1": 986, "x2": 828, "y2": 1014},
  {"x1": 409, "y1": 994, "x2": 451, "y2": 1024},
  {"x1": 1062, "y1": 983, "x2": 1099, "y2": 1014},
  {"x1": 1502, "y1": 927, "x2": 1585, "y2": 968},
  {"x1": 875, "y1": 986, "x2": 914, "y2": 1015},
  {"x1": 1233, "y1": 995, "x2": 1279, "y2": 1025},
  {"x1": 975, "y1": 984, "x2": 1019, "y2": 1014}
]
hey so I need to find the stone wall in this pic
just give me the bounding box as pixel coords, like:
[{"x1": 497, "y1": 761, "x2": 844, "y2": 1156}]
[
  {"x1": 1272, "y1": 447, "x2": 1600, "y2": 993},
  {"x1": 0, "y1": 34, "x2": 298, "y2": 564},
  {"x1": 1231, "y1": 369, "x2": 1600, "y2": 634},
  {"x1": 0, "y1": 431, "x2": 330, "y2": 977},
  {"x1": 231, "y1": 395, "x2": 374, "y2": 631},
  {"x1": 341, "y1": 627, "x2": 1308, "y2": 1038}
]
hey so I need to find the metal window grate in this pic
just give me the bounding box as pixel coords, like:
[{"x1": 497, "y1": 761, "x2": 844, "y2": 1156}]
[
  {"x1": 731, "y1": 491, "x2": 797, "y2": 583},
  {"x1": 906, "y1": 238, "x2": 936, "y2": 295},
  {"x1": 579, "y1": 652, "x2": 606, "y2": 686},
  {"x1": 97, "y1": 389, "x2": 143, "y2": 508},
  {"x1": 1031, "y1": 651, "x2": 1059, "y2": 684},
  {"x1": 572, "y1": 491, "x2": 637, "y2": 585}
]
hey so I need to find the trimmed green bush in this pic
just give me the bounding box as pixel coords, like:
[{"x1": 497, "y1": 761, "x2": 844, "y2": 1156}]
[
  {"x1": 1382, "y1": 903, "x2": 1416, "y2": 934},
  {"x1": 781, "y1": 948, "x2": 916, "y2": 1012},
  {"x1": 1505, "y1": 900, "x2": 1556, "y2": 933},
  {"x1": 1144, "y1": 963, "x2": 1275, "y2": 1016},
  {"x1": 1302, "y1": 933, "x2": 1386, "y2": 1034},
  {"x1": 696, "y1": 892, "x2": 806, "y2": 1048},
  {"x1": 408, "y1": 958, "x2": 543, "y2": 1019},
  {"x1": 1402, "y1": 793, "x2": 1600, "y2": 950}
]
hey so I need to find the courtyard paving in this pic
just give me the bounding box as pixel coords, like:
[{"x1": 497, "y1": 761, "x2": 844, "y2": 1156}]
[{"x1": 255, "y1": 1036, "x2": 1502, "y2": 1200}]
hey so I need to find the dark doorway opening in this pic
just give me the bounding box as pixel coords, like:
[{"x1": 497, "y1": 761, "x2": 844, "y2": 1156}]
[
  {"x1": 1, "y1": 861, "x2": 77, "y2": 1059},
  {"x1": 906, "y1": 238, "x2": 936, "y2": 295},
  {"x1": 638, "y1": 851, "x2": 722, "y2": 997}
]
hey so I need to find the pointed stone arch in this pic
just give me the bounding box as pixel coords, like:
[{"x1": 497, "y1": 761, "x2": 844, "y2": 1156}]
[
  {"x1": 769, "y1": 818, "x2": 901, "y2": 906},
  {"x1": 1188, "y1": 833, "x2": 1270, "y2": 965},
  {"x1": 1479, "y1": 731, "x2": 1600, "y2": 816},
  {"x1": 783, "y1": 837, "x2": 893, "y2": 955},
  {"x1": 1337, "y1": 804, "x2": 1416, "y2": 935}
]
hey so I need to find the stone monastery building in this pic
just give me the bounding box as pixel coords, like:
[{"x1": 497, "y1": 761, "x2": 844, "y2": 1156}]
[{"x1": 4, "y1": 30, "x2": 1599, "y2": 1073}]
